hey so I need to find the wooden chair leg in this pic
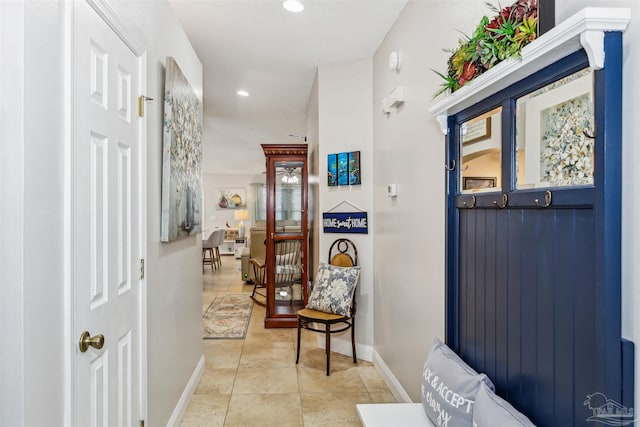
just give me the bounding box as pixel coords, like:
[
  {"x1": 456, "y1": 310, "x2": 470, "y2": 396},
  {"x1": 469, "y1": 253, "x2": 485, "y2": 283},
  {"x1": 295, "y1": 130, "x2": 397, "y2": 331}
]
[
  {"x1": 325, "y1": 322, "x2": 331, "y2": 376},
  {"x1": 216, "y1": 247, "x2": 222, "y2": 268},
  {"x1": 250, "y1": 281, "x2": 265, "y2": 306},
  {"x1": 296, "y1": 317, "x2": 302, "y2": 364},
  {"x1": 351, "y1": 318, "x2": 357, "y2": 364},
  {"x1": 202, "y1": 248, "x2": 214, "y2": 271},
  {"x1": 212, "y1": 248, "x2": 218, "y2": 270}
]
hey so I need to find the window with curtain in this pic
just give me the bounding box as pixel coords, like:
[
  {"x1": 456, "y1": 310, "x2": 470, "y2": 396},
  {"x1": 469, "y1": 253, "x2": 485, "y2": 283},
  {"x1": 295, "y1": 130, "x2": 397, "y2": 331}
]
[{"x1": 253, "y1": 184, "x2": 301, "y2": 221}]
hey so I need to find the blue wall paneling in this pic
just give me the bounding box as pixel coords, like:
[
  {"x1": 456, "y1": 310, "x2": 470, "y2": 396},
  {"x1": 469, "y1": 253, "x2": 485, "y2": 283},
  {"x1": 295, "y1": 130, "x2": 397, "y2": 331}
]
[{"x1": 445, "y1": 32, "x2": 633, "y2": 426}]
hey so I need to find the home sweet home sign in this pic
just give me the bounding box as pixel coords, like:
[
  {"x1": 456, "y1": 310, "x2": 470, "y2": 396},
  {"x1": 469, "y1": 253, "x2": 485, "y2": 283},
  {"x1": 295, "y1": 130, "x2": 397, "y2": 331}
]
[{"x1": 322, "y1": 212, "x2": 368, "y2": 234}]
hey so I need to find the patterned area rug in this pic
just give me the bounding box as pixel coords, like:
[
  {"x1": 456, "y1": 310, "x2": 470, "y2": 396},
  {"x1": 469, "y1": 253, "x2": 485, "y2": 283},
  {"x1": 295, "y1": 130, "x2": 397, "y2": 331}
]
[{"x1": 203, "y1": 293, "x2": 253, "y2": 339}]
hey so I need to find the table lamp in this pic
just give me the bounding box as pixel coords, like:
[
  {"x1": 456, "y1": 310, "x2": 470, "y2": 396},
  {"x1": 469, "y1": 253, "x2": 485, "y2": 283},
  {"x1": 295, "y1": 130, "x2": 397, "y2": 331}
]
[{"x1": 234, "y1": 209, "x2": 249, "y2": 238}]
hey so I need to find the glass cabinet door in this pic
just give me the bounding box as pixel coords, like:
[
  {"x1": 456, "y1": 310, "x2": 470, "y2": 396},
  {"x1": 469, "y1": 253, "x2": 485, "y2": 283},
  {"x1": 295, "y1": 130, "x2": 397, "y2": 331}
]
[
  {"x1": 262, "y1": 145, "x2": 309, "y2": 328},
  {"x1": 274, "y1": 161, "x2": 304, "y2": 235}
]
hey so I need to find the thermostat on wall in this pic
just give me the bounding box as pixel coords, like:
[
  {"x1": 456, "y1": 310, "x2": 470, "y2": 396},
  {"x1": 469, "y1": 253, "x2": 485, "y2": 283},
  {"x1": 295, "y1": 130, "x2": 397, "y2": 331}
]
[{"x1": 387, "y1": 184, "x2": 397, "y2": 197}]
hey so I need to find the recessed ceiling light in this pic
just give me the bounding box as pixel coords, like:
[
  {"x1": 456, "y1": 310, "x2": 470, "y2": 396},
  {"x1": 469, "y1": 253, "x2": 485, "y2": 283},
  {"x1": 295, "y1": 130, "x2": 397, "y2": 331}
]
[
  {"x1": 283, "y1": 0, "x2": 304, "y2": 13},
  {"x1": 236, "y1": 90, "x2": 249, "y2": 97}
]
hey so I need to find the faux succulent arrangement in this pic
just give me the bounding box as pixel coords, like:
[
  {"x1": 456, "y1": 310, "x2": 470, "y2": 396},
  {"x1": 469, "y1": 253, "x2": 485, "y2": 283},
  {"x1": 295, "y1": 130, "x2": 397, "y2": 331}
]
[{"x1": 433, "y1": 0, "x2": 538, "y2": 97}]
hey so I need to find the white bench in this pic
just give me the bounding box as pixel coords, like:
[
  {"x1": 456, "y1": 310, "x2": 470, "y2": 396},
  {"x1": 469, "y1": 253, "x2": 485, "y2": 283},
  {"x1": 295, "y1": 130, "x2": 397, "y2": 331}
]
[{"x1": 356, "y1": 403, "x2": 436, "y2": 427}]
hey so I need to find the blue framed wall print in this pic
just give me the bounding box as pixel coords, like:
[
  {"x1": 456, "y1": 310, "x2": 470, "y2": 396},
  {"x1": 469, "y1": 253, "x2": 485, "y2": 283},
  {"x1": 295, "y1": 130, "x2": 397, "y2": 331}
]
[
  {"x1": 328, "y1": 151, "x2": 362, "y2": 186},
  {"x1": 349, "y1": 151, "x2": 361, "y2": 185},
  {"x1": 337, "y1": 152, "x2": 348, "y2": 185},
  {"x1": 327, "y1": 154, "x2": 337, "y2": 186}
]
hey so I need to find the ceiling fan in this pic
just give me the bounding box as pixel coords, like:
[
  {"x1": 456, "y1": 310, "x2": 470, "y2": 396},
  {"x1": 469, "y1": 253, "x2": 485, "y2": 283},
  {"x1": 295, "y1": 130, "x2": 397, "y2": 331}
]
[
  {"x1": 280, "y1": 167, "x2": 300, "y2": 184},
  {"x1": 261, "y1": 166, "x2": 301, "y2": 184}
]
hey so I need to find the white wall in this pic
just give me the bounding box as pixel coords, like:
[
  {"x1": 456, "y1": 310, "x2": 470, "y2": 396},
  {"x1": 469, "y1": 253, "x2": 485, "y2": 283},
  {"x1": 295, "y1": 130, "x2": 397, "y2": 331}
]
[
  {"x1": 371, "y1": 0, "x2": 639, "y2": 405},
  {"x1": 317, "y1": 59, "x2": 375, "y2": 355},
  {"x1": 371, "y1": 0, "x2": 488, "y2": 401},
  {"x1": 0, "y1": 1, "x2": 204, "y2": 425},
  {"x1": 306, "y1": 72, "x2": 320, "y2": 276},
  {"x1": 202, "y1": 173, "x2": 259, "y2": 232},
  {"x1": 22, "y1": 4, "x2": 68, "y2": 423},
  {"x1": 1, "y1": 1, "x2": 27, "y2": 425},
  {"x1": 110, "y1": 2, "x2": 204, "y2": 425},
  {"x1": 0, "y1": 2, "x2": 69, "y2": 425},
  {"x1": 555, "y1": 0, "x2": 640, "y2": 414}
]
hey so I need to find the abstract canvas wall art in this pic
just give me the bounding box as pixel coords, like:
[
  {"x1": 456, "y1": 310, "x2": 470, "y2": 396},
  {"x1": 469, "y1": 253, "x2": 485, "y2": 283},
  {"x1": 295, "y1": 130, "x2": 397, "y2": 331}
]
[{"x1": 161, "y1": 57, "x2": 203, "y2": 242}]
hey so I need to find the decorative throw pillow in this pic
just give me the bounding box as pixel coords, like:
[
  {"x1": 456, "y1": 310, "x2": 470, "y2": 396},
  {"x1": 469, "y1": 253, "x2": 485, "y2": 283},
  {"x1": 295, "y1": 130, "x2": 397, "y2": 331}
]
[
  {"x1": 472, "y1": 382, "x2": 535, "y2": 427},
  {"x1": 306, "y1": 262, "x2": 360, "y2": 317},
  {"x1": 421, "y1": 338, "x2": 494, "y2": 427}
]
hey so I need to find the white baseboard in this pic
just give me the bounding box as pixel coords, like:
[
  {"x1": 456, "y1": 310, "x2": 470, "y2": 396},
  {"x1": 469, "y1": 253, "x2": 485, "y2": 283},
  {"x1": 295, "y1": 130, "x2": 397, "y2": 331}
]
[
  {"x1": 167, "y1": 354, "x2": 205, "y2": 427},
  {"x1": 372, "y1": 350, "x2": 413, "y2": 403}
]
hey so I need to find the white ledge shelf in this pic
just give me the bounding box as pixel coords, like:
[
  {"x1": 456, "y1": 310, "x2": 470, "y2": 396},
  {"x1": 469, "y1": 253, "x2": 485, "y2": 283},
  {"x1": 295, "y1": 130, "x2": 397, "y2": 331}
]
[{"x1": 429, "y1": 7, "x2": 630, "y2": 134}]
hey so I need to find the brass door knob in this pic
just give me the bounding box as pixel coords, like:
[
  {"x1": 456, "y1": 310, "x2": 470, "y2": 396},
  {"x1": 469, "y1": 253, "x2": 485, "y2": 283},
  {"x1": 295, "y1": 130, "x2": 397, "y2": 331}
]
[{"x1": 79, "y1": 331, "x2": 105, "y2": 353}]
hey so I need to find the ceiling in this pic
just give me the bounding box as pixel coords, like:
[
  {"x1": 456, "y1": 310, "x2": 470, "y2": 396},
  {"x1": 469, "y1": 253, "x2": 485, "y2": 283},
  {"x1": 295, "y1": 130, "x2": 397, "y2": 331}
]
[{"x1": 168, "y1": 0, "x2": 407, "y2": 176}]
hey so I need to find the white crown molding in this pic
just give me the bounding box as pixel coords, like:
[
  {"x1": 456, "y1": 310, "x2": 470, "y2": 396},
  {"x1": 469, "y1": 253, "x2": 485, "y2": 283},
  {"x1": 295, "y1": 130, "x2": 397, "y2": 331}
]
[
  {"x1": 580, "y1": 30, "x2": 605, "y2": 70},
  {"x1": 428, "y1": 7, "x2": 631, "y2": 126},
  {"x1": 435, "y1": 115, "x2": 448, "y2": 135}
]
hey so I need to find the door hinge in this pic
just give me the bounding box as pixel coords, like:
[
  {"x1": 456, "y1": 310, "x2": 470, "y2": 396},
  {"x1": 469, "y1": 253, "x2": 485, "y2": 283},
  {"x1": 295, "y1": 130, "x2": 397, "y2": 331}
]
[
  {"x1": 138, "y1": 95, "x2": 153, "y2": 117},
  {"x1": 139, "y1": 420, "x2": 145, "y2": 427},
  {"x1": 140, "y1": 258, "x2": 145, "y2": 280}
]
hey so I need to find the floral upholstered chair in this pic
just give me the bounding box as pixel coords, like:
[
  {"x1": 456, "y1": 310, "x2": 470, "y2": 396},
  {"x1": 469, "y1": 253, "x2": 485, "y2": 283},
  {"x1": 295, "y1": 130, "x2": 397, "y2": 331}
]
[{"x1": 295, "y1": 238, "x2": 360, "y2": 375}]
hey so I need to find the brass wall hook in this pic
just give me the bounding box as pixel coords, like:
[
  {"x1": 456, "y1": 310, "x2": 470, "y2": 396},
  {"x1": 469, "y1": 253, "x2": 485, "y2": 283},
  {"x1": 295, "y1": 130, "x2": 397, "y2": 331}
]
[
  {"x1": 493, "y1": 193, "x2": 508, "y2": 209},
  {"x1": 444, "y1": 159, "x2": 456, "y2": 171},
  {"x1": 534, "y1": 190, "x2": 552, "y2": 208},
  {"x1": 583, "y1": 126, "x2": 596, "y2": 139},
  {"x1": 463, "y1": 195, "x2": 476, "y2": 209}
]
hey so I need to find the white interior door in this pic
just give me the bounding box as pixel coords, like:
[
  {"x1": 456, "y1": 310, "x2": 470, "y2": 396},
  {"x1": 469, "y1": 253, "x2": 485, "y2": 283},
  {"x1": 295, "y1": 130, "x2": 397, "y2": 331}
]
[{"x1": 73, "y1": 1, "x2": 143, "y2": 425}]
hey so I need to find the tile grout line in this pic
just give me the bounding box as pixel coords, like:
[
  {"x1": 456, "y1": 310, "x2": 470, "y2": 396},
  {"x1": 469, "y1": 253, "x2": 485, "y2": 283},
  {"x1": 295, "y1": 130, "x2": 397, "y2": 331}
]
[{"x1": 189, "y1": 258, "x2": 396, "y2": 426}]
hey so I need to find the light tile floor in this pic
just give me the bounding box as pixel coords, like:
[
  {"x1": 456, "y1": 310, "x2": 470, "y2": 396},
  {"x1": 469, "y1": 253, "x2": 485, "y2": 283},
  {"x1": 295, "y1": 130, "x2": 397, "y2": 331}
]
[{"x1": 180, "y1": 257, "x2": 396, "y2": 426}]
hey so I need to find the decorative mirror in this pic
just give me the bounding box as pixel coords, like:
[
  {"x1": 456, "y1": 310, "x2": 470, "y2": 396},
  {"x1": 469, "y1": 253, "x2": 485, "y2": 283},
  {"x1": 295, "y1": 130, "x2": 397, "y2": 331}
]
[
  {"x1": 515, "y1": 68, "x2": 594, "y2": 189},
  {"x1": 460, "y1": 107, "x2": 502, "y2": 193}
]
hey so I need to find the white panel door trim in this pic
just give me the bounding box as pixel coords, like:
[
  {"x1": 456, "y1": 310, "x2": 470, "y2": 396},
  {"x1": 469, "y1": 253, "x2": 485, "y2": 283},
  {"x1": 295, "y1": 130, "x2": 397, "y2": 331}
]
[
  {"x1": 0, "y1": 2, "x2": 26, "y2": 425},
  {"x1": 85, "y1": 0, "x2": 144, "y2": 56},
  {"x1": 64, "y1": 0, "x2": 147, "y2": 424}
]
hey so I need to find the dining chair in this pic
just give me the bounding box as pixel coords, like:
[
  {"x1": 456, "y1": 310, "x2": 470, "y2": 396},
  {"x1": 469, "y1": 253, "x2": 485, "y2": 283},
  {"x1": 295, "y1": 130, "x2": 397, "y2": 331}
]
[
  {"x1": 296, "y1": 238, "x2": 360, "y2": 375},
  {"x1": 202, "y1": 231, "x2": 217, "y2": 271},
  {"x1": 212, "y1": 229, "x2": 225, "y2": 270}
]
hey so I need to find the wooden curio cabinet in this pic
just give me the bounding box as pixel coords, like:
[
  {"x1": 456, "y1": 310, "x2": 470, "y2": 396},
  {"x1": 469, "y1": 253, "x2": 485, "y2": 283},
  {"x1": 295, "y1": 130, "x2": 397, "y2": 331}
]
[{"x1": 261, "y1": 144, "x2": 309, "y2": 328}]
